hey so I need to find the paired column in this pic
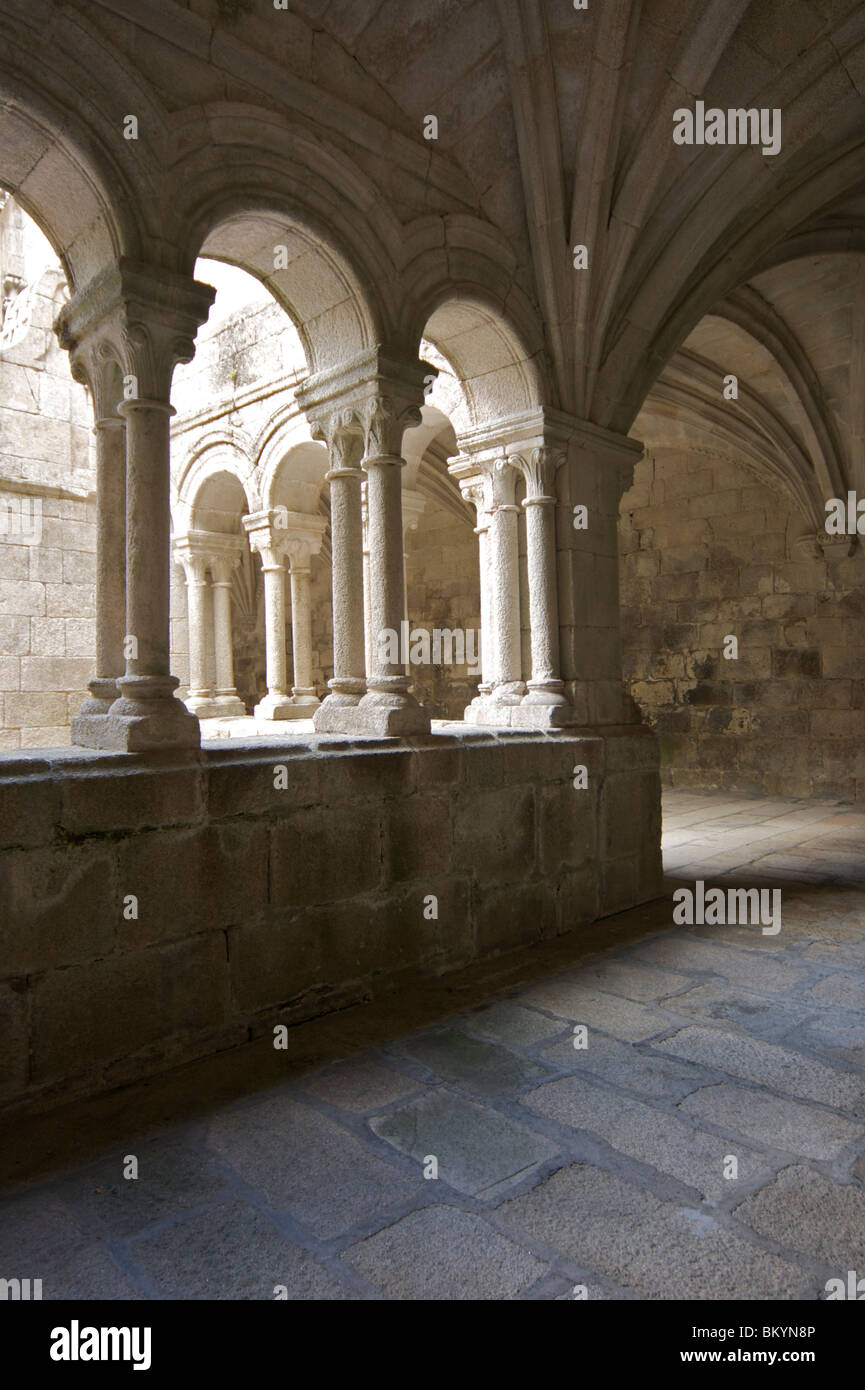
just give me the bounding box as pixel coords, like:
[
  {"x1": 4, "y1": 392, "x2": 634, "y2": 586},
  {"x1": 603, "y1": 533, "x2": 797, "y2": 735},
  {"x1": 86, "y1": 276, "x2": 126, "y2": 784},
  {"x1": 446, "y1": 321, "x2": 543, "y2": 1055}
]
[
  {"x1": 56, "y1": 262, "x2": 215, "y2": 751},
  {"x1": 518, "y1": 447, "x2": 568, "y2": 711},
  {"x1": 297, "y1": 354, "x2": 432, "y2": 736},
  {"x1": 243, "y1": 509, "x2": 326, "y2": 720},
  {"x1": 175, "y1": 538, "x2": 245, "y2": 718}
]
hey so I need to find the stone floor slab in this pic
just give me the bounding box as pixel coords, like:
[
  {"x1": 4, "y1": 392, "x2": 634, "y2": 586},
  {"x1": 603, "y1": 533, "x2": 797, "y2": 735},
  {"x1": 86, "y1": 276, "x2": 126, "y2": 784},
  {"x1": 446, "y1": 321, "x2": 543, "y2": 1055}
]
[
  {"x1": 369, "y1": 1090, "x2": 559, "y2": 1197},
  {"x1": 679, "y1": 1083, "x2": 864, "y2": 1161},
  {"x1": 343, "y1": 1206, "x2": 547, "y2": 1300}
]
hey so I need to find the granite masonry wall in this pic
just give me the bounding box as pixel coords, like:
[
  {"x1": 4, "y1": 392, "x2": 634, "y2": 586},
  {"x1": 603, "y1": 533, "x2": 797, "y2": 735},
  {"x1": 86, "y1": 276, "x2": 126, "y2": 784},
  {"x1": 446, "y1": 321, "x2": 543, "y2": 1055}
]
[
  {"x1": 620, "y1": 448, "x2": 865, "y2": 799},
  {"x1": 0, "y1": 728, "x2": 662, "y2": 1116}
]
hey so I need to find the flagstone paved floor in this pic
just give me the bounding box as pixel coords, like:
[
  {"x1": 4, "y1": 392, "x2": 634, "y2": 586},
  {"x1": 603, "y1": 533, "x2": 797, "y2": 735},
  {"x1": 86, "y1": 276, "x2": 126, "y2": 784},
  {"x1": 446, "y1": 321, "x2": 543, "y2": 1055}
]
[{"x1": 2, "y1": 788, "x2": 864, "y2": 1300}]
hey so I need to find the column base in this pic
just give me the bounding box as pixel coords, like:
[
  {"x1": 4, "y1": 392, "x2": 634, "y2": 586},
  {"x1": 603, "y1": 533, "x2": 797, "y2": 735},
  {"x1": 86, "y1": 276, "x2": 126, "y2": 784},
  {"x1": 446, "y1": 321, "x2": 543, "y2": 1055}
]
[
  {"x1": 463, "y1": 682, "x2": 527, "y2": 726},
  {"x1": 89, "y1": 675, "x2": 202, "y2": 752},
  {"x1": 91, "y1": 697, "x2": 201, "y2": 752},
  {"x1": 255, "y1": 692, "x2": 316, "y2": 721},
  {"x1": 314, "y1": 689, "x2": 431, "y2": 735}
]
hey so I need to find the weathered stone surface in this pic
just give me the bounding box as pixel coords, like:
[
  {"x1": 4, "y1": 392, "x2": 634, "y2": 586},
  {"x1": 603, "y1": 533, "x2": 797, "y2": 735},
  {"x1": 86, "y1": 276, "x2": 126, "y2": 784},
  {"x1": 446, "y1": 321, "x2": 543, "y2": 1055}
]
[
  {"x1": 396, "y1": 1027, "x2": 551, "y2": 1095},
  {"x1": 299, "y1": 1059, "x2": 423, "y2": 1113},
  {"x1": 130, "y1": 1201, "x2": 351, "y2": 1299},
  {"x1": 370, "y1": 1090, "x2": 559, "y2": 1196},
  {"x1": 679, "y1": 1083, "x2": 864, "y2": 1161},
  {"x1": 343, "y1": 1206, "x2": 547, "y2": 1300},
  {"x1": 521, "y1": 1076, "x2": 772, "y2": 1199},
  {"x1": 499, "y1": 1164, "x2": 807, "y2": 1299},
  {"x1": 465, "y1": 1000, "x2": 566, "y2": 1046},
  {"x1": 541, "y1": 1032, "x2": 712, "y2": 1101},
  {"x1": 655, "y1": 1025, "x2": 865, "y2": 1112},
  {"x1": 521, "y1": 979, "x2": 683, "y2": 1042},
  {"x1": 734, "y1": 1166, "x2": 865, "y2": 1268},
  {"x1": 208, "y1": 1097, "x2": 418, "y2": 1240}
]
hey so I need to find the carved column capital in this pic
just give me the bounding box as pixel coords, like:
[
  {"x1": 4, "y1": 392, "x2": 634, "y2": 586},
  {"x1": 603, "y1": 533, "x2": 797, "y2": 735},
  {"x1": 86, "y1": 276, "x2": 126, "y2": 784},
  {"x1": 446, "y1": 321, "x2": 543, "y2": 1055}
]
[{"x1": 55, "y1": 259, "x2": 215, "y2": 404}]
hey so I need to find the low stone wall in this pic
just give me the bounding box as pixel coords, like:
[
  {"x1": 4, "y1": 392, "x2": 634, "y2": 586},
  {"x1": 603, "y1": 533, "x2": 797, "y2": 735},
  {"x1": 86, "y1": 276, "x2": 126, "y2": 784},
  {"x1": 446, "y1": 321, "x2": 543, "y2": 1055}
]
[{"x1": 0, "y1": 726, "x2": 662, "y2": 1117}]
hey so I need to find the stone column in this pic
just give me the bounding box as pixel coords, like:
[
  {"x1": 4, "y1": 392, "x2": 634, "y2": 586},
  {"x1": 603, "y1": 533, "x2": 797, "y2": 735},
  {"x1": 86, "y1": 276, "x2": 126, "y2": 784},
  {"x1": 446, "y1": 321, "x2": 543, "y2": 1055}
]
[
  {"x1": 244, "y1": 509, "x2": 326, "y2": 720},
  {"x1": 315, "y1": 420, "x2": 367, "y2": 730},
  {"x1": 296, "y1": 352, "x2": 433, "y2": 735},
  {"x1": 356, "y1": 394, "x2": 430, "y2": 734},
  {"x1": 178, "y1": 548, "x2": 212, "y2": 713},
  {"x1": 514, "y1": 446, "x2": 571, "y2": 726},
  {"x1": 287, "y1": 563, "x2": 317, "y2": 707},
  {"x1": 460, "y1": 480, "x2": 492, "y2": 700},
  {"x1": 485, "y1": 456, "x2": 524, "y2": 701},
  {"x1": 210, "y1": 553, "x2": 246, "y2": 716},
  {"x1": 361, "y1": 479, "x2": 373, "y2": 677},
  {"x1": 70, "y1": 394, "x2": 127, "y2": 740},
  {"x1": 56, "y1": 262, "x2": 215, "y2": 751}
]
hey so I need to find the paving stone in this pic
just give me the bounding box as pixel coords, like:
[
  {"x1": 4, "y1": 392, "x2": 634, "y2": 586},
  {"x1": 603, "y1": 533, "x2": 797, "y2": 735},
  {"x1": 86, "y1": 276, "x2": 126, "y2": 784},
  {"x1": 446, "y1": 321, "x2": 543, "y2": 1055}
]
[
  {"x1": 540, "y1": 1032, "x2": 712, "y2": 1101},
  {"x1": 655, "y1": 1025, "x2": 865, "y2": 1113},
  {"x1": 343, "y1": 1206, "x2": 546, "y2": 1300},
  {"x1": 463, "y1": 1000, "x2": 567, "y2": 1046},
  {"x1": 207, "y1": 1097, "x2": 418, "y2": 1240},
  {"x1": 130, "y1": 1201, "x2": 350, "y2": 1299},
  {"x1": 520, "y1": 1077, "x2": 770, "y2": 1199},
  {"x1": 520, "y1": 980, "x2": 683, "y2": 1042},
  {"x1": 565, "y1": 958, "x2": 693, "y2": 1002},
  {"x1": 397, "y1": 1027, "x2": 550, "y2": 1095},
  {"x1": 499, "y1": 1164, "x2": 807, "y2": 1299},
  {"x1": 53, "y1": 1140, "x2": 229, "y2": 1239},
  {"x1": 808, "y1": 974, "x2": 864, "y2": 1010},
  {"x1": 369, "y1": 1090, "x2": 559, "y2": 1197},
  {"x1": 298, "y1": 1059, "x2": 423, "y2": 1113},
  {"x1": 633, "y1": 935, "x2": 807, "y2": 991},
  {"x1": 679, "y1": 1083, "x2": 864, "y2": 1162},
  {"x1": 734, "y1": 1166, "x2": 865, "y2": 1269},
  {"x1": 657, "y1": 982, "x2": 811, "y2": 1040}
]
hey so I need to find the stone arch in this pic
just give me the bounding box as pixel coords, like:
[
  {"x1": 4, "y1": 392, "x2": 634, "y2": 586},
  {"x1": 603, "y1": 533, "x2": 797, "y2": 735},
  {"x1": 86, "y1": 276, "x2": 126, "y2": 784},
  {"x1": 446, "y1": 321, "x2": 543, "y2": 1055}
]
[
  {"x1": 264, "y1": 441, "x2": 330, "y2": 517},
  {"x1": 0, "y1": 73, "x2": 143, "y2": 291},
  {"x1": 174, "y1": 434, "x2": 257, "y2": 535},
  {"x1": 418, "y1": 295, "x2": 546, "y2": 435}
]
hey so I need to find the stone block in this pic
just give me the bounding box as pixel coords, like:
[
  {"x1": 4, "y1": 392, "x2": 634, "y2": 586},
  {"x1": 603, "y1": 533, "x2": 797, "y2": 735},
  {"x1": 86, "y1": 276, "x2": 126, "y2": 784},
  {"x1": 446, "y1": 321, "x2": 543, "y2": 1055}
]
[
  {"x1": 734, "y1": 1165, "x2": 865, "y2": 1268},
  {"x1": 680, "y1": 1082, "x2": 863, "y2": 1161},
  {"x1": 31, "y1": 935, "x2": 232, "y2": 1082},
  {"x1": 207, "y1": 750, "x2": 322, "y2": 820},
  {"x1": 369, "y1": 1089, "x2": 558, "y2": 1197},
  {"x1": 61, "y1": 763, "x2": 204, "y2": 834},
  {"x1": 343, "y1": 1206, "x2": 546, "y2": 1301},
  {"x1": 0, "y1": 844, "x2": 116, "y2": 974},
  {"x1": 271, "y1": 802, "x2": 383, "y2": 906},
  {"x1": 0, "y1": 771, "x2": 58, "y2": 848},
  {"x1": 453, "y1": 784, "x2": 535, "y2": 884},
  {"x1": 0, "y1": 579, "x2": 44, "y2": 615},
  {"x1": 207, "y1": 1095, "x2": 418, "y2": 1240},
  {"x1": 117, "y1": 822, "x2": 268, "y2": 945},
  {"x1": 384, "y1": 793, "x2": 452, "y2": 880}
]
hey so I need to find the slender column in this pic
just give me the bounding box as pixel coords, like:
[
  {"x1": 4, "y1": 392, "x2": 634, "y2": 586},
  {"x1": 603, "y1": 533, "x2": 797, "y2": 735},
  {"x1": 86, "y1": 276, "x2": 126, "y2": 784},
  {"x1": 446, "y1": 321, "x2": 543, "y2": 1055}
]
[
  {"x1": 258, "y1": 548, "x2": 291, "y2": 719},
  {"x1": 72, "y1": 411, "x2": 126, "y2": 736},
  {"x1": 210, "y1": 553, "x2": 245, "y2": 714},
  {"x1": 519, "y1": 447, "x2": 567, "y2": 707},
  {"x1": 354, "y1": 394, "x2": 430, "y2": 734},
  {"x1": 321, "y1": 431, "x2": 366, "y2": 723},
  {"x1": 361, "y1": 480, "x2": 373, "y2": 676},
  {"x1": 485, "y1": 458, "x2": 524, "y2": 700},
  {"x1": 180, "y1": 550, "x2": 211, "y2": 709},
  {"x1": 460, "y1": 480, "x2": 493, "y2": 701},
  {"x1": 288, "y1": 563, "x2": 318, "y2": 705}
]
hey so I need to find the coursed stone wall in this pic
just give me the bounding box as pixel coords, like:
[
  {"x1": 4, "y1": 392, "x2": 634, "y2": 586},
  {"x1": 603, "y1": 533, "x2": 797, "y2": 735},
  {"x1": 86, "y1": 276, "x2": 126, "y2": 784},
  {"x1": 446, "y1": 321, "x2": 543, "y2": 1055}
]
[
  {"x1": 620, "y1": 449, "x2": 865, "y2": 799},
  {"x1": 0, "y1": 728, "x2": 662, "y2": 1116}
]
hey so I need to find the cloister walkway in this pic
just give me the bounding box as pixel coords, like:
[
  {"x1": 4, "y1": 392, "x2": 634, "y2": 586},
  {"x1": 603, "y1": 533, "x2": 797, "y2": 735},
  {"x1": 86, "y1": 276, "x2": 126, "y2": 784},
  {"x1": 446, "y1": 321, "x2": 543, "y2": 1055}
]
[{"x1": 1, "y1": 789, "x2": 863, "y2": 1300}]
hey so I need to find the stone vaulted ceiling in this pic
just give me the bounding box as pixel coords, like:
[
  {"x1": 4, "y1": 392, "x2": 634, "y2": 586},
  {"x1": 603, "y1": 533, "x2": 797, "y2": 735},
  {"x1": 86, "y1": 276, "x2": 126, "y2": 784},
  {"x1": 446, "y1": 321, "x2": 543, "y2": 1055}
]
[{"x1": 1, "y1": 0, "x2": 864, "y2": 516}]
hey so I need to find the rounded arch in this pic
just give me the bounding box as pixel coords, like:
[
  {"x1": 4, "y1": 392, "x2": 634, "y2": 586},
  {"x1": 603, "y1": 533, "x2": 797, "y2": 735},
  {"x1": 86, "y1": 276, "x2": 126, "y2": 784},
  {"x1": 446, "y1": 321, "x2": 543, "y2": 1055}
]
[
  {"x1": 418, "y1": 293, "x2": 547, "y2": 435},
  {"x1": 0, "y1": 52, "x2": 154, "y2": 290},
  {"x1": 264, "y1": 440, "x2": 329, "y2": 515},
  {"x1": 174, "y1": 432, "x2": 257, "y2": 534}
]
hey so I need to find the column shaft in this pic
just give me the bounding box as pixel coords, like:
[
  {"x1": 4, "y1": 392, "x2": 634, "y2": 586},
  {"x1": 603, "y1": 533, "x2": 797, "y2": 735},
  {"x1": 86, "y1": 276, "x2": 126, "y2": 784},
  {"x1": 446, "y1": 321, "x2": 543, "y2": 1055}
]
[
  {"x1": 327, "y1": 467, "x2": 366, "y2": 701},
  {"x1": 289, "y1": 566, "x2": 316, "y2": 699},
  {"x1": 487, "y1": 501, "x2": 523, "y2": 688},
  {"x1": 523, "y1": 497, "x2": 565, "y2": 700},
  {"x1": 263, "y1": 560, "x2": 288, "y2": 698}
]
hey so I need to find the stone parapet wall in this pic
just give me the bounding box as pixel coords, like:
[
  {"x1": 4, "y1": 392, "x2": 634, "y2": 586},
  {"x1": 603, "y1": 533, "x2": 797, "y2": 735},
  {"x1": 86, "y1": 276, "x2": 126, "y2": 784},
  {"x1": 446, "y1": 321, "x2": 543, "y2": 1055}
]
[{"x1": 0, "y1": 727, "x2": 662, "y2": 1117}]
